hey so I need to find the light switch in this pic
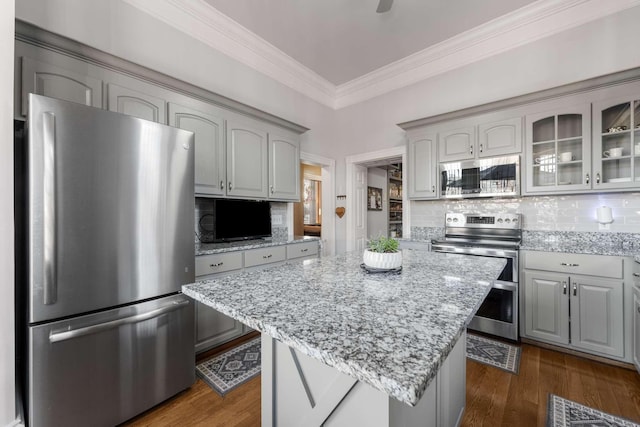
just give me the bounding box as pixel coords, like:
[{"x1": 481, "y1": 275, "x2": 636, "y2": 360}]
[{"x1": 272, "y1": 215, "x2": 283, "y2": 225}]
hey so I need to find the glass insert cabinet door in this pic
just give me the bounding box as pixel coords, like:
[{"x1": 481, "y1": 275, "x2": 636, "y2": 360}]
[
  {"x1": 593, "y1": 98, "x2": 640, "y2": 188},
  {"x1": 525, "y1": 104, "x2": 591, "y2": 193}
]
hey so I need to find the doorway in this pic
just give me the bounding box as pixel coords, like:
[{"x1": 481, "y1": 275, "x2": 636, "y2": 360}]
[{"x1": 345, "y1": 147, "x2": 408, "y2": 252}]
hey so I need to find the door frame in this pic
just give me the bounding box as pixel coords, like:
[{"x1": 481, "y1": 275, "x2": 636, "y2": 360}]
[
  {"x1": 296, "y1": 152, "x2": 336, "y2": 256},
  {"x1": 345, "y1": 146, "x2": 408, "y2": 252}
]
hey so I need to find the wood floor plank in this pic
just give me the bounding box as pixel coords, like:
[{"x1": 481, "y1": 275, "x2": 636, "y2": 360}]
[{"x1": 121, "y1": 339, "x2": 640, "y2": 427}]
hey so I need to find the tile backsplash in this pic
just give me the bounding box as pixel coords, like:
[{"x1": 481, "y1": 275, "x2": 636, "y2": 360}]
[
  {"x1": 410, "y1": 192, "x2": 640, "y2": 232},
  {"x1": 194, "y1": 198, "x2": 289, "y2": 243}
]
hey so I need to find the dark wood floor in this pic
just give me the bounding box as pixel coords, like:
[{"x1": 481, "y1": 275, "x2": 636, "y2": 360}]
[{"x1": 122, "y1": 338, "x2": 640, "y2": 427}]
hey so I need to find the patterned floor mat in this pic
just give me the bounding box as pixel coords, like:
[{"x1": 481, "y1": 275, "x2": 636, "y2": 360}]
[
  {"x1": 196, "y1": 337, "x2": 261, "y2": 396},
  {"x1": 547, "y1": 394, "x2": 640, "y2": 427},
  {"x1": 466, "y1": 333, "x2": 521, "y2": 374}
]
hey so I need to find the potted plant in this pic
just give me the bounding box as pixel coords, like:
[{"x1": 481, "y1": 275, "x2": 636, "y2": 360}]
[{"x1": 363, "y1": 235, "x2": 402, "y2": 270}]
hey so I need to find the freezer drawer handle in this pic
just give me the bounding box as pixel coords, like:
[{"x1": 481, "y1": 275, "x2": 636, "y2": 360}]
[
  {"x1": 43, "y1": 111, "x2": 57, "y2": 305},
  {"x1": 48, "y1": 299, "x2": 190, "y2": 343},
  {"x1": 633, "y1": 273, "x2": 640, "y2": 277}
]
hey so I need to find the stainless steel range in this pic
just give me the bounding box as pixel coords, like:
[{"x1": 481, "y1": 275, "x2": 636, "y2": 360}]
[{"x1": 431, "y1": 212, "x2": 521, "y2": 341}]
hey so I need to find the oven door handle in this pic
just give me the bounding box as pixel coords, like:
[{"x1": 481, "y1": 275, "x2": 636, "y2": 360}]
[
  {"x1": 491, "y1": 280, "x2": 517, "y2": 292},
  {"x1": 431, "y1": 244, "x2": 518, "y2": 258}
]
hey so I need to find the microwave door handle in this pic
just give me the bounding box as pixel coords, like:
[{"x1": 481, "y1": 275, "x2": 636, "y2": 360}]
[{"x1": 43, "y1": 111, "x2": 57, "y2": 305}]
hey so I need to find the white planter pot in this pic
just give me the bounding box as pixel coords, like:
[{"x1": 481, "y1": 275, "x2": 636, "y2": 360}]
[{"x1": 362, "y1": 250, "x2": 402, "y2": 270}]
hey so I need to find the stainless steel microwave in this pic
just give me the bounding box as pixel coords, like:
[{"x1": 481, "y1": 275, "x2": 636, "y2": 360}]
[{"x1": 440, "y1": 155, "x2": 520, "y2": 198}]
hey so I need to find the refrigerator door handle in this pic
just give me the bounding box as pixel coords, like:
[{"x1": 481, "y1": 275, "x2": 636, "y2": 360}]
[
  {"x1": 48, "y1": 298, "x2": 190, "y2": 343},
  {"x1": 43, "y1": 111, "x2": 57, "y2": 305}
]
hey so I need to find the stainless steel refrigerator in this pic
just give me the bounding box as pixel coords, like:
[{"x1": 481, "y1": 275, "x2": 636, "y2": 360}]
[{"x1": 16, "y1": 94, "x2": 196, "y2": 427}]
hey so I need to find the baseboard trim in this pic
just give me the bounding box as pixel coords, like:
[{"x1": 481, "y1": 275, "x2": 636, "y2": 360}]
[{"x1": 521, "y1": 338, "x2": 634, "y2": 370}]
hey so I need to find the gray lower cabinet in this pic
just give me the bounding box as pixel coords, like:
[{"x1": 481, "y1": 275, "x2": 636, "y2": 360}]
[
  {"x1": 633, "y1": 260, "x2": 640, "y2": 374},
  {"x1": 20, "y1": 56, "x2": 103, "y2": 116},
  {"x1": 522, "y1": 251, "x2": 625, "y2": 359},
  {"x1": 195, "y1": 241, "x2": 320, "y2": 353},
  {"x1": 107, "y1": 83, "x2": 166, "y2": 124}
]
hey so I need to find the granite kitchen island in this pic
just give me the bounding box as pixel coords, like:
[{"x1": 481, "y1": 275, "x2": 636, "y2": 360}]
[{"x1": 183, "y1": 249, "x2": 505, "y2": 427}]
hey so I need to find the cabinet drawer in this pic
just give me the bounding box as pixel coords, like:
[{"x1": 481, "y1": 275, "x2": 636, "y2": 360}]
[
  {"x1": 523, "y1": 251, "x2": 623, "y2": 279},
  {"x1": 287, "y1": 241, "x2": 319, "y2": 260},
  {"x1": 244, "y1": 246, "x2": 286, "y2": 268},
  {"x1": 195, "y1": 252, "x2": 243, "y2": 277}
]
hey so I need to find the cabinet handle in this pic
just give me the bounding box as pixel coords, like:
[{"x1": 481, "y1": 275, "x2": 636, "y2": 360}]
[
  {"x1": 560, "y1": 263, "x2": 579, "y2": 267},
  {"x1": 637, "y1": 306, "x2": 640, "y2": 314},
  {"x1": 562, "y1": 281, "x2": 567, "y2": 294},
  {"x1": 596, "y1": 173, "x2": 600, "y2": 184},
  {"x1": 262, "y1": 254, "x2": 272, "y2": 259},
  {"x1": 585, "y1": 173, "x2": 590, "y2": 184},
  {"x1": 301, "y1": 248, "x2": 308, "y2": 252},
  {"x1": 470, "y1": 145, "x2": 473, "y2": 155},
  {"x1": 210, "y1": 262, "x2": 224, "y2": 268},
  {"x1": 479, "y1": 143, "x2": 483, "y2": 153},
  {"x1": 220, "y1": 180, "x2": 224, "y2": 190},
  {"x1": 228, "y1": 182, "x2": 233, "y2": 190},
  {"x1": 633, "y1": 272, "x2": 640, "y2": 277},
  {"x1": 432, "y1": 185, "x2": 435, "y2": 193},
  {"x1": 573, "y1": 284, "x2": 577, "y2": 296},
  {"x1": 270, "y1": 185, "x2": 274, "y2": 194}
]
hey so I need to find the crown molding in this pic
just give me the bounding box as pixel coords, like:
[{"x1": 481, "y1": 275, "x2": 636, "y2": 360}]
[
  {"x1": 122, "y1": 0, "x2": 337, "y2": 108},
  {"x1": 124, "y1": 0, "x2": 640, "y2": 111}
]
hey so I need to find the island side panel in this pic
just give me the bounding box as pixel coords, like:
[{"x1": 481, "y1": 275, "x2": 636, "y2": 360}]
[{"x1": 262, "y1": 332, "x2": 466, "y2": 427}]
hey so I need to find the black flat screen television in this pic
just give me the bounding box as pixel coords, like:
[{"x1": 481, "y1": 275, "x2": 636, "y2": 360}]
[{"x1": 213, "y1": 199, "x2": 272, "y2": 242}]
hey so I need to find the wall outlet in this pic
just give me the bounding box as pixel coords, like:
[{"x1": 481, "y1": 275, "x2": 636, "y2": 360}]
[{"x1": 272, "y1": 214, "x2": 283, "y2": 225}]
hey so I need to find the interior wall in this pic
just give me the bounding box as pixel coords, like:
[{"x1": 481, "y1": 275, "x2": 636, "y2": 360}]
[
  {"x1": 1, "y1": 3, "x2": 15, "y2": 424},
  {"x1": 366, "y1": 168, "x2": 388, "y2": 238}
]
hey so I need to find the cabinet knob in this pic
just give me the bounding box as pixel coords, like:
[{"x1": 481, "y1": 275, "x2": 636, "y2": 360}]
[
  {"x1": 228, "y1": 182, "x2": 233, "y2": 190},
  {"x1": 573, "y1": 284, "x2": 577, "y2": 296},
  {"x1": 596, "y1": 173, "x2": 600, "y2": 184},
  {"x1": 562, "y1": 281, "x2": 567, "y2": 295},
  {"x1": 220, "y1": 180, "x2": 225, "y2": 190},
  {"x1": 585, "y1": 173, "x2": 590, "y2": 184}
]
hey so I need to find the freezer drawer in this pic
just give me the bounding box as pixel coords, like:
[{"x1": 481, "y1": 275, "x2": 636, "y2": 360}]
[{"x1": 27, "y1": 294, "x2": 195, "y2": 427}]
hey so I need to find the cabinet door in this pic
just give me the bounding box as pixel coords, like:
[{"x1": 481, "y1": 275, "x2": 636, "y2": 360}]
[
  {"x1": 21, "y1": 57, "x2": 103, "y2": 116},
  {"x1": 570, "y1": 276, "x2": 624, "y2": 358},
  {"x1": 269, "y1": 132, "x2": 300, "y2": 201},
  {"x1": 407, "y1": 132, "x2": 437, "y2": 199},
  {"x1": 524, "y1": 104, "x2": 591, "y2": 194},
  {"x1": 226, "y1": 119, "x2": 269, "y2": 199},
  {"x1": 169, "y1": 103, "x2": 226, "y2": 196},
  {"x1": 523, "y1": 270, "x2": 569, "y2": 345},
  {"x1": 478, "y1": 117, "x2": 522, "y2": 158},
  {"x1": 107, "y1": 83, "x2": 166, "y2": 124},
  {"x1": 634, "y1": 286, "x2": 640, "y2": 374},
  {"x1": 438, "y1": 126, "x2": 475, "y2": 162},
  {"x1": 195, "y1": 302, "x2": 245, "y2": 353},
  {"x1": 593, "y1": 97, "x2": 640, "y2": 189}
]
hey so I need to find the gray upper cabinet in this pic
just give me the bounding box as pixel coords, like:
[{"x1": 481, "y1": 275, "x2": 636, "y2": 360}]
[
  {"x1": 268, "y1": 132, "x2": 300, "y2": 201},
  {"x1": 438, "y1": 126, "x2": 475, "y2": 162},
  {"x1": 478, "y1": 117, "x2": 522, "y2": 158},
  {"x1": 592, "y1": 96, "x2": 640, "y2": 190},
  {"x1": 21, "y1": 56, "x2": 103, "y2": 116},
  {"x1": 107, "y1": 83, "x2": 166, "y2": 124},
  {"x1": 168, "y1": 102, "x2": 226, "y2": 196},
  {"x1": 438, "y1": 118, "x2": 522, "y2": 163},
  {"x1": 407, "y1": 131, "x2": 438, "y2": 199},
  {"x1": 524, "y1": 104, "x2": 591, "y2": 194},
  {"x1": 226, "y1": 119, "x2": 269, "y2": 199}
]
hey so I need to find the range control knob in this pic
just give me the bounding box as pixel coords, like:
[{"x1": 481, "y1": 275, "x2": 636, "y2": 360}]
[
  {"x1": 453, "y1": 217, "x2": 459, "y2": 223},
  {"x1": 497, "y1": 218, "x2": 504, "y2": 223},
  {"x1": 447, "y1": 217, "x2": 452, "y2": 222},
  {"x1": 505, "y1": 218, "x2": 511, "y2": 223},
  {"x1": 512, "y1": 218, "x2": 518, "y2": 223}
]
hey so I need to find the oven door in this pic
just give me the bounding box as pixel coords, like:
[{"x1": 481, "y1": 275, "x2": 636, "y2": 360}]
[{"x1": 431, "y1": 243, "x2": 519, "y2": 340}]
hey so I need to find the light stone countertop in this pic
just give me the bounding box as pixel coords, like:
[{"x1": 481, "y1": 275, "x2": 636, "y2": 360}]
[
  {"x1": 183, "y1": 249, "x2": 505, "y2": 406},
  {"x1": 195, "y1": 235, "x2": 319, "y2": 256}
]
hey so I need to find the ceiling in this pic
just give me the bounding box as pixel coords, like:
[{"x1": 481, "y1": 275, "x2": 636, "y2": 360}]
[
  {"x1": 125, "y1": 0, "x2": 640, "y2": 109},
  {"x1": 203, "y1": 0, "x2": 536, "y2": 85}
]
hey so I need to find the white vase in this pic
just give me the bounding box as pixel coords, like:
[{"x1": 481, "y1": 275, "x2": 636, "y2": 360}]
[{"x1": 362, "y1": 250, "x2": 402, "y2": 270}]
